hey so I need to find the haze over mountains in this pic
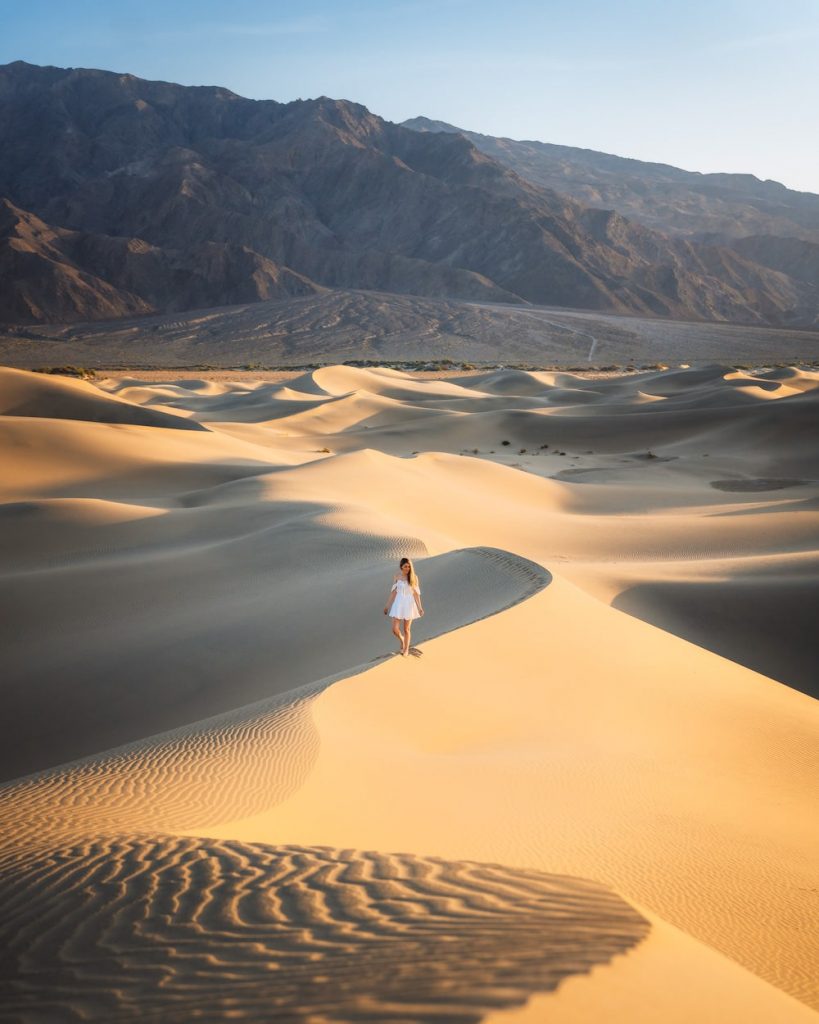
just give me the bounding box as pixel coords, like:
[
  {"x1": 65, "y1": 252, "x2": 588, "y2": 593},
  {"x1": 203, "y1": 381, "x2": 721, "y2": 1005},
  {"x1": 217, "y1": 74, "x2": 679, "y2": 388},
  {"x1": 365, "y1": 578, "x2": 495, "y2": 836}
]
[{"x1": 1, "y1": 60, "x2": 817, "y2": 328}]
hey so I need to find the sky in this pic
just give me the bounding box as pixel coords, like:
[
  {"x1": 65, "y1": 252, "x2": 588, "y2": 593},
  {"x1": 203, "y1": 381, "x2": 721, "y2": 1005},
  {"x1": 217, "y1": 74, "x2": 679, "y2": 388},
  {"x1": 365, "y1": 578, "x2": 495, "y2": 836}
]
[{"x1": 2, "y1": 0, "x2": 817, "y2": 194}]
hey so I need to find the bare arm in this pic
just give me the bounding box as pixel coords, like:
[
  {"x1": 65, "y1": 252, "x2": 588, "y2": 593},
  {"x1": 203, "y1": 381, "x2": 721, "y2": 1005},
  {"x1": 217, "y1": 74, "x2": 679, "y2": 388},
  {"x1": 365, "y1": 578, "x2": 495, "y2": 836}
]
[{"x1": 383, "y1": 576, "x2": 398, "y2": 613}]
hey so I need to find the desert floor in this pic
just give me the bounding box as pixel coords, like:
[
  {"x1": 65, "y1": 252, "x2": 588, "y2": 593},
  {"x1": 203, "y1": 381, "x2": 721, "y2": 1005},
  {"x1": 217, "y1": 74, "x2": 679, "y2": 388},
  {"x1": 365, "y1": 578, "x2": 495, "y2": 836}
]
[
  {"x1": 1, "y1": 362, "x2": 817, "y2": 1022},
  {"x1": 3, "y1": 289, "x2": 819, "y2": 370}
]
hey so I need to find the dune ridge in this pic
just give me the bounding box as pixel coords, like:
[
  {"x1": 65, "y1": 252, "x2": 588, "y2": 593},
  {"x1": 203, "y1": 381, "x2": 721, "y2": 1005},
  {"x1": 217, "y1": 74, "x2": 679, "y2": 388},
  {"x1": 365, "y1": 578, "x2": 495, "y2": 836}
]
[
  {"x1": 0, "y1": 541, "x2": 549, "y2": 782},
  {"x1": 0, "y1": 546, "x2": 551, "y2": 820}
]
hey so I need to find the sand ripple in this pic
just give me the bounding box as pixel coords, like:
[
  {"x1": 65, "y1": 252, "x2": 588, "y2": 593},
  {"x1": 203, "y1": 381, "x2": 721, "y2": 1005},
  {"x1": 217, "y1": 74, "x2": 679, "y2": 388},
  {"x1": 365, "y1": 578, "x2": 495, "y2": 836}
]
[
  {"x1": 0, "y1": 840, "x2": 650, "y2": 1023},
  {"x1": 0, "y1": 681, "x2": 324, "y2": 849}
]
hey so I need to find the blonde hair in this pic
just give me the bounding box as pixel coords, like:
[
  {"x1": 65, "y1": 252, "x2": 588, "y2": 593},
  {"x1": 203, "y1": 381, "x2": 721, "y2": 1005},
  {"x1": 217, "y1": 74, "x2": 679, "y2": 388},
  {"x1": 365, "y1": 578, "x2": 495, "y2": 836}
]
[{"x1": 400, "y1": 557, "x2": 419, "y2": 590}]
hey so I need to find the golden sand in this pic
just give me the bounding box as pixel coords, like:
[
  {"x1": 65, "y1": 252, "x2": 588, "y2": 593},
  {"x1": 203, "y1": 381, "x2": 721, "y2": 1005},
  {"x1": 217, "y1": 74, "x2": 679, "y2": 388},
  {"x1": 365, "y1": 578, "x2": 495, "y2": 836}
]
[{"x1": 1, "y1": 363, "x2": 817, "y2": 1021}]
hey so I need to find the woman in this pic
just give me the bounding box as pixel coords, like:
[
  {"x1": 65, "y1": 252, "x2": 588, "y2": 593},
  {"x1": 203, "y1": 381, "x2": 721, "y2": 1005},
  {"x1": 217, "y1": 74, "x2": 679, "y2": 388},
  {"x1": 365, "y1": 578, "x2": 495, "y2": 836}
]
[{"x1": 383, "y1": 556, "x2": 424, "y2": 656}]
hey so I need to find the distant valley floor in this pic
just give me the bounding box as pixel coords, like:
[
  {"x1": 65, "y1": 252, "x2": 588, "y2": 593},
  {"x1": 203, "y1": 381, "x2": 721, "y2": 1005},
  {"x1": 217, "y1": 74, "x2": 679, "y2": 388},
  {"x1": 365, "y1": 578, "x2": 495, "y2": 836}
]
[{"x1": 1, "y1": 289, "x2": 818, "y2": 371}]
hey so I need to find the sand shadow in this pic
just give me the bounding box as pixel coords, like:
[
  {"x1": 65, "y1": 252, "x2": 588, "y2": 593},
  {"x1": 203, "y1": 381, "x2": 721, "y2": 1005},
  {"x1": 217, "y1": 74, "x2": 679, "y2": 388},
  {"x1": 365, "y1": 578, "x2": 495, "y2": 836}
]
[{"x1": 613, "y1": 578, "x2": 819, "y2": 698}]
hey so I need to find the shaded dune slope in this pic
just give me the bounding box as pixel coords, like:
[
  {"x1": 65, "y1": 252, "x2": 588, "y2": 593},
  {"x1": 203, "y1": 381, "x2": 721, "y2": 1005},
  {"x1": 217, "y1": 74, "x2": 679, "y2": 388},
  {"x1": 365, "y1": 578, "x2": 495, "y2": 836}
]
[{"x1": 614, "y1": 567, "x2": 819, "y2": 695}]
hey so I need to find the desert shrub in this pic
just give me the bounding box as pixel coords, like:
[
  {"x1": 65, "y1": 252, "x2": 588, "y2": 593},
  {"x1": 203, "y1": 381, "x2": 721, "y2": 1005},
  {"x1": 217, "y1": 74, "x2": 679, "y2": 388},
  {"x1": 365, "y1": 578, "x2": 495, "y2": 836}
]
[{"x1": 33, "y1": 365, "x2": 96, "y2": 379}]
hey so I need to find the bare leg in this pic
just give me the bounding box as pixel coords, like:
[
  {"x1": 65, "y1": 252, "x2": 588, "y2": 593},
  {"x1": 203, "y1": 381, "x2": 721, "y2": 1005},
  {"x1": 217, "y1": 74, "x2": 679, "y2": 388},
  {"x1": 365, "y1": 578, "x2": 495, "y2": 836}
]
[
  {"x1": 391, "y1": 617, "x2": 405, "y2": 652},
  {"x1": 402, "y1": 620, "x2": 411, "y2": 655}
]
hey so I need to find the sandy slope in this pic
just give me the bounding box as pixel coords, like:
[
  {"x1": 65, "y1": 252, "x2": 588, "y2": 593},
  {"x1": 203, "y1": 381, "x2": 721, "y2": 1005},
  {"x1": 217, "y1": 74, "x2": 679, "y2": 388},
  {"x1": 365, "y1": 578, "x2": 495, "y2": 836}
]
[{"x1": 1, "y1": 363, "x2": 818, "y2": 1021}]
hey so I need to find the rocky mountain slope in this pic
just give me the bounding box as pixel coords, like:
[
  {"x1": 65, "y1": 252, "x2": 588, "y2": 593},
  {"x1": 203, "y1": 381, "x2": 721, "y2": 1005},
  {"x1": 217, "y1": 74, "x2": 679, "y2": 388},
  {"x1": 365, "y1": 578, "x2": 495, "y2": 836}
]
[
  {"x1": 403, "y1": 116, "x2": 819, "y2": 329},
  {"x1": 1, "y1": 61, "x2": 816, "y2": 326},
  {"x1": 0, "y1": 197, "x2": 320, "y2": 322},
  {"x1": 402, "y1": 116, "x2": 819, "y2": 244}
]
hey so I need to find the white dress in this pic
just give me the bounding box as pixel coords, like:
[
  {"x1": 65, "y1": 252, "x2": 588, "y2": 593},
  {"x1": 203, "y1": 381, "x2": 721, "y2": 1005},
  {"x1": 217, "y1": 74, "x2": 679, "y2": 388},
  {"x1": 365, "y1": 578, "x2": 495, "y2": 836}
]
[{"x1": 388, "y1": 578, "x2": 422, "y2": 620}]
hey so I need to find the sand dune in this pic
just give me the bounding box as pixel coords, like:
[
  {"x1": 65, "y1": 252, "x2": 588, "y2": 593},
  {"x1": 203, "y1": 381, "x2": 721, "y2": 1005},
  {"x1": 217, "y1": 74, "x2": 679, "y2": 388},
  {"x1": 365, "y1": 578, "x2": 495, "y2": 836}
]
[
  {"x1": 0, "y1": 365, "x2": 207, "y2": 430},
  {"x1": 1, "y1": 362, "x2": 818, "y2": 1020}
]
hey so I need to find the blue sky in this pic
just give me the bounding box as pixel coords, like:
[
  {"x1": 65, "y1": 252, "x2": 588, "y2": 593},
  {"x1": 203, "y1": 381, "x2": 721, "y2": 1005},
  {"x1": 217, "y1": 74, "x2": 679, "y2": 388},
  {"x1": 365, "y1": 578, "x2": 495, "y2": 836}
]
[{"x1": 2, "y1": 0, "x2": 817, "y2": 193}]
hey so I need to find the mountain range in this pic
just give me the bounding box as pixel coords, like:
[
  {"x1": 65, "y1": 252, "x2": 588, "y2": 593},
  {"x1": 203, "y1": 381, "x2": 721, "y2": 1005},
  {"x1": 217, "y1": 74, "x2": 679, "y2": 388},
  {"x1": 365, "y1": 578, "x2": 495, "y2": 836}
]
[
  {"x1": 402, "y1": 117, "x2": 819, "y2": 245},
  {"x1": 1, "y1": 60, "x2": 817, "y2": 327}
]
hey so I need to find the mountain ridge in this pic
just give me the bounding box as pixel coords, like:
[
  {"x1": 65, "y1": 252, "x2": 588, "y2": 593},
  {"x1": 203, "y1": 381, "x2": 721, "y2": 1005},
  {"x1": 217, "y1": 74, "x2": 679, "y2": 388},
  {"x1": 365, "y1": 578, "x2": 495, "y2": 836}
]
[
  {"x1": 1, "y1": 61, "x2": 816, "y2": 327},
  {"x1": 400, "y1": 115, "x2": 819, "y2": 243}
]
